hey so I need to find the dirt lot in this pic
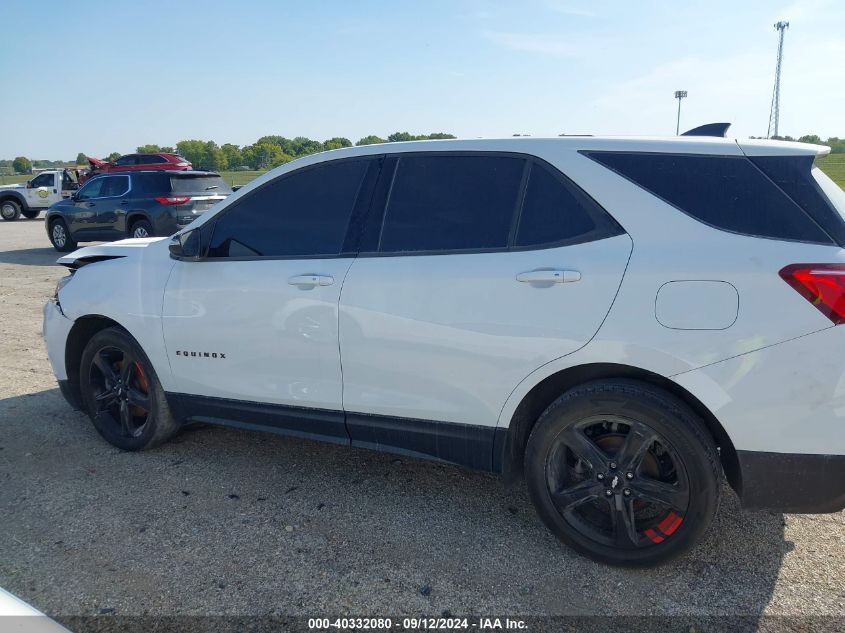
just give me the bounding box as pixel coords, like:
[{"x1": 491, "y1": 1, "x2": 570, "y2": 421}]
[{"x1": 0, "y1": 219, "x2": 843, "y2": 629}]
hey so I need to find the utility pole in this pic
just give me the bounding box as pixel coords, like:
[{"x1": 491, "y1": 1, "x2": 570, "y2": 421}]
[
  {"x1": 674, "y1": 90, "x2": 687, "y2": 135},
  {"x1": 767, "y1": 21, "x2": 789, "y2": 138}
]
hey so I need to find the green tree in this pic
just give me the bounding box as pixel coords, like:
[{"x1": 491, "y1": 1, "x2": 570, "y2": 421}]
[
  {"x1": 106, "y1": 152, "x2": 121, "y2": 162},
  {"x1": 798, "y1": 135, "x2": 822, "y2": 145},
  {"x1": 220, "y1": 143, "x2": 243, "y2": 168},
  {"x1": 387, "y1": 132, "x2": 414, "y2": 142},
  {"x1": 242, "y1": 142, "x2": 289, "y2": 170},
  {"x1": 12, "y1": 157, "x2": 32, "y2": 173},
  {"x1": 356, "y1": 135, "x2": 386, "y2": 146},
  {"x1": 204, "y1": 141, "x2": 227, "y2": 171},
  {"x1": 160, "y1": 146, "x2": 175, "y2": 154},
  {"x1": 136, "y1": 144, "x2": 161, "y2": 153},
  {"x1": 323, "y1": 137, "x2": 352, "y2": 151},
  {"x1": 424, "y1": 132, "x2": 456, "y2": 140},
  {"x1": 175, "y1": 140, "x2": 209, "y2": 168},
  {"x1": 290, "y1": 136, "x2": 323, "y2": 157},
  {"x1": 75, "y1": 152, "x2": 88, "y2": 165}
]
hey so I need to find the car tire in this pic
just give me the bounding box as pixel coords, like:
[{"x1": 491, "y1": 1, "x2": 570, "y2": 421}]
[
  {"x1": 129, "y1": 219, "x2": 154, "y2": 239},
  {"x1": 1, "y1": 199, "x2": 21, "y2": 221},
  {"x1": 48, "y1": 218, "x2": 77, "y2": 252},
  {"x1": 524, "y1": 379, "x2": 720, "y2": 567},
  {"x1": 79, "y1": 327, "x2": 181, "y2": 451},
  {"x1": 22, "y1": 209, "x2": 40, "y2": 219}
]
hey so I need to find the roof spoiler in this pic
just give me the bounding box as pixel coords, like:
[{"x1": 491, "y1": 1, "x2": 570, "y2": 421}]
[{"x1": 681, "y1": 123, "x2": 731, "y2": 138}]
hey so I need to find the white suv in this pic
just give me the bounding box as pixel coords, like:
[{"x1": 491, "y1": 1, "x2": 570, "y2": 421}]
[{"x1": 43, "y1": 133, "x2": 845, "y2": 565}]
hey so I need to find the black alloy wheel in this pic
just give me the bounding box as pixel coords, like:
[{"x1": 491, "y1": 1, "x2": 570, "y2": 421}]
[
  {"x1": 525, "y1": 380, "x2": 720, "y2": 566},
  {"x1": 80, "y1": 327, "x2": 180, "y2": 450}
]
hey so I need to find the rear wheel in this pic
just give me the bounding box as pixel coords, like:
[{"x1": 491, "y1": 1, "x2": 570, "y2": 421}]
[
  {"x1": 49, "y1": 218, "x2": 77, "y2": 252},
  {"x1": 129, "y1": 219, "x2": 153, "y2": 239},
  {"x1": 524, "y1": 380, "x2": 720, "y2": 566},
  {"x1": 79, "y1": 327, "x2": 180, "y2": 450},
  {"x1": 1, "y1": 199, "x2": 21, "y2": 221}
]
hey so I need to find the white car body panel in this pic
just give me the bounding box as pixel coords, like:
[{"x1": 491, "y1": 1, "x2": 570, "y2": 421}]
[
  {"x1": 339, "y1": 234, "x2": 632, "y2": 426},
  {"x1": 162, "y1": 257, "x2": 354, "y2": 409},
  {"x1": 43, "y1": 136, "x2": 845, "y2": 509}
]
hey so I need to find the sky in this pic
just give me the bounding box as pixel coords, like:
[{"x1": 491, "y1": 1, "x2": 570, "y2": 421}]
[{"x1": 1, "y1": 0, "x2": 843, "y2": 159}]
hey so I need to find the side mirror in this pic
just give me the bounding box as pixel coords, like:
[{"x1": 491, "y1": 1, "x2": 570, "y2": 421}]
[
  {"x1": 169, "y1": 229, "x2": 201, "y2": 260},
  {"x1": 26, "y1": 181, "x2": 33, "y2": 189}
]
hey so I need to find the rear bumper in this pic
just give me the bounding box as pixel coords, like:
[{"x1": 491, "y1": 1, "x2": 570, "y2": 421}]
[{"x1": 737, "y1": 450, "x2": 845, "y2": 513}]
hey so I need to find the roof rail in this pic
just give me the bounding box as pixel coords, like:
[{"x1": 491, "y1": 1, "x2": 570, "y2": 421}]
[{"x1": 681, "y1": 122, "x2": 731, "y2": 138}]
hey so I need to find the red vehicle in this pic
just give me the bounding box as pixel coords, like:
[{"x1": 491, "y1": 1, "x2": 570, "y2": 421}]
[{"x1": 83, "y1": 153, "x2": 192, "y2": 182}]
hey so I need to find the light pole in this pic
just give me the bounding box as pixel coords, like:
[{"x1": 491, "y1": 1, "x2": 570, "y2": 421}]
[{"x1": 674, "y1": 90, "x2": 687, "y2": 135}]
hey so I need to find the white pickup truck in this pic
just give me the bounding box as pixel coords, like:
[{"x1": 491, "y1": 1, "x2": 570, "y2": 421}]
[{"x1": 0, "y1": 169, "x2": 81, "y2": 221}]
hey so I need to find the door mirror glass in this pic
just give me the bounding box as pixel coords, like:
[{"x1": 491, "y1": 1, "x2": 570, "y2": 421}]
[{"x1": 169, "y1": 229, "x2": 200, "y2": 259}]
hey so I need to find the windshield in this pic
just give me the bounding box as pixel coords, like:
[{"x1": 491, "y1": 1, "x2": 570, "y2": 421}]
[{"x1": 812, "y1": 166, "x2": 845, "y2": 221}]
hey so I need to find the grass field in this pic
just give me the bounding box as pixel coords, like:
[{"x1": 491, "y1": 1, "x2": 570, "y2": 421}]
[{"x1": 3, "y1": 156, "x2": 844, "y2": 189}]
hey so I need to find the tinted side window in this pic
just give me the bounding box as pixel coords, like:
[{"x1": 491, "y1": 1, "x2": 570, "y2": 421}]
[
  {"x1": 379, "y1": 155, "x2": 524, "y2": 253},
  {"x1": 749, "y1": 155, "x2": 845, "y2": 246},
  {"x1": 208, "y1": 159, "x2": 369, "y2": 258},
  {"x1": 134, "y1": 173, "x2": 171, "y2": 195},
  {"x1": 515, "y1": 162, "x2": 622, "y2": 247},
  {"x1": 586, "y1": 152, "x2": 832, "y2": 244},
  {"x1": 140, "y1": 155, "x2": 168, "y2": 164},
  {"x1": 77, "y1": 178, "x2": 105, "y2": 200},
  {"x1": 101, "y1": 175, "x2": 130, "y2": 197},
  {"x1": 113, "y1": 155, "x2": 136, "y2": 166}
]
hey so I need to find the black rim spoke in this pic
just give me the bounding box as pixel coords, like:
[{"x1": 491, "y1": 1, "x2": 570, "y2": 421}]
[
  {"x1": 92, "y1": 353, "x2": 118, "y2": 386},
  {"x1": 118, "y1": 399, "x2": 134, "y2": 436},
  {"x1": 120, "y1": 356, "x2": 134, "y2": 384},
  {"x1": 610, "y1": 496, "x2": 640, "y2": 547},
  {"x1": 127, "y1": 387, "x2": 150, "y2": 413},
  {"x1": 95, "y1": 389, "x2": 118, "y2": 411},
  {"x1": 561, "y1": 427, "x2": 609, "y2": 472},
  {"x1": 633, "y1": 477, "x2": 688, "y2": 511},
  {"x1": 615, "y1": 421, "x2": 656, "y2": 472},
  {"x1": 553, "y1": 479, "x2": 604, "y2": 512}
]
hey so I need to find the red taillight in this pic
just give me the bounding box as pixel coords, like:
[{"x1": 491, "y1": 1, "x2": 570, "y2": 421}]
[
  {"x1": 779, "y1": 263, "x2": 845, "y2": 324},
  {"x1": 155, "y1": 196, "x2": 190, "y2": 206}
]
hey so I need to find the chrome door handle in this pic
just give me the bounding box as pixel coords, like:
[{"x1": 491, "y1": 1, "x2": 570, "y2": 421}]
[
  {"x1": 288, "y1": 274, "x2": 334, "y2": 287},
  {"x1": 516, "y1": 269, "x2": 581, "y2": 284}
]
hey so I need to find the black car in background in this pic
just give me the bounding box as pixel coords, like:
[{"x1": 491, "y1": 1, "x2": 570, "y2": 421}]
[{"x1": 45, "y1": 171, "x2": 232, "y2": 252}]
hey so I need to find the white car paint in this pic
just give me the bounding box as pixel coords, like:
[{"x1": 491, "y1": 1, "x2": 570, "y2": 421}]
[{"x1": 44, "y1": 135, "x2": 844, "y2": 462}]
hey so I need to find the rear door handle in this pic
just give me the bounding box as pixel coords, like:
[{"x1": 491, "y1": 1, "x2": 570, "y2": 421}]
[
  {"x1": 288, "y1": 274, "x2": 334, "y2": 287},
  {"x1": 516, "y1": 269, "x2": 581, "y2": 284}
]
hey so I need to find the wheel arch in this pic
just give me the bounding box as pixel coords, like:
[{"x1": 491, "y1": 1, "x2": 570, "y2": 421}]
[
  {"x1": 63, "y1": 315, "x2": 129, "y2": 410},
  {"x1": 497, "y1": 362, "x2": 741, "y2": 495},
  {"x1": 0, "y1": 191, "x2": 28, "y2": 209},
  {"x1": 126, "y1": 212, "x2": 152, "y2": 234}
]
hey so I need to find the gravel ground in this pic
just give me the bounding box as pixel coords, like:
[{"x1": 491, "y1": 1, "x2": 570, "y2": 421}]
[{"x1": 0, "y1": 219, "x2": 843, "y2": 629}]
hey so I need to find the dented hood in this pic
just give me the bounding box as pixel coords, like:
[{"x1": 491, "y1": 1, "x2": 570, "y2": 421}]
[{"x1": 57, "y1": 237, "x2": 166, "y2": 269}]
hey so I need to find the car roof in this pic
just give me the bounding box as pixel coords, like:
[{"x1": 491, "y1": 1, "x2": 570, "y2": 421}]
[{"x1": 117, "y1": 170, "x2": 220, "y2": 176}]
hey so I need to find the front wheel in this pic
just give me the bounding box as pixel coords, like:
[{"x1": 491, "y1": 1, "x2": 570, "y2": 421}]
[
  {"x1": 79, "y1": 327, "x2": 180, "y2": 450},
  {"x1": 1, "y1": 199, "x2": 21, "y2": 221},
  {"x1": 524, "y1": 380, "x2": 720, "y2": 566}
]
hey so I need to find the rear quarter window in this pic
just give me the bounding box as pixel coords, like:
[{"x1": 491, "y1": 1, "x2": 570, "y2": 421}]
[
  {"x1": 585, "y1": 152, "x2": 833, "y2": 244},
  {"x1": 171, "y1": 176, "x2": 232, "y2": 194}
]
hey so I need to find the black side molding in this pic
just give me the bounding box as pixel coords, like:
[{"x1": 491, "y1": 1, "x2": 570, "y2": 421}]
[
  {"x1": 681, "y1": 122, "x2": 731, "y2": 137},
  {"x1": 736, "y1": 450, "x2": 845, "y2": 513},
  {"x1": 165, "y1": 392, "x2": 502, "y2": 472}
]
